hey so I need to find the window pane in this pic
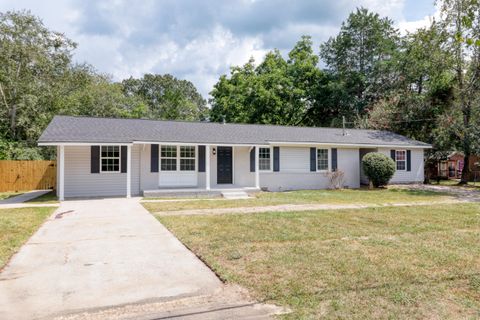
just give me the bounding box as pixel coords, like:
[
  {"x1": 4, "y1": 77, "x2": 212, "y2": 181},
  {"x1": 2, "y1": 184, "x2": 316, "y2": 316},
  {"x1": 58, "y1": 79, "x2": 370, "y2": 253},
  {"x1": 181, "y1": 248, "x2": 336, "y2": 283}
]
[
  {"x1": 259, "y1": 148, "x2": 271, "y2": 170},
  {"x1": 180, "y1": 158, "x2": 195, "y2": 171},
  {"x1": 259, "y1": 159, "x2": 270, "y2": 170},
  {"x1": 161, "y1": 158, "x2": 177, "y2": 171},
  {"x1": 396, "y1": 151, "x2": 406, "y2": 170},
  {"x1": 100, "y1": 146, "x2": 120, "y2": 172},
  {"x1": 161, "y1": 146, "x2": 177, "y2": 158},
  {"x1": 317, "y1": 149, "x2": 329, "y2": 170},
  {"x1": 180, "y1": 146, "x2": 195, "y2": 158},
  {"x1": 112, "y1": 147, "x2": 119, "y2": 158}
]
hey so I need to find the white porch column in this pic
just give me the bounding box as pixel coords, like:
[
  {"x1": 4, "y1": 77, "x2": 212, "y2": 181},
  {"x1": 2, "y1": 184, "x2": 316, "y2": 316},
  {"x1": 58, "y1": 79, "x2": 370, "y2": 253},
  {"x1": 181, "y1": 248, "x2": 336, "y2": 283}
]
[
  {"x1": 255, "y1": 146, "x2": 260, "y2": 189},
  {"x1": 205, "y1": 145, "x2": 211, "y2": 190},
  {"x1": 126, "y1": 145, "x2": 132, "y2": 198},
  {"x1": 58, "y1": 145, "x2": 65, "y2": 201}
]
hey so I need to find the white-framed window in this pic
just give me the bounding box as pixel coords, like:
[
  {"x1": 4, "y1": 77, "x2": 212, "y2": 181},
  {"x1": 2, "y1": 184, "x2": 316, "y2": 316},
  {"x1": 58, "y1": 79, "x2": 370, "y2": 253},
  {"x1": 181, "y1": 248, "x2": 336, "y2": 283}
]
[
  {"x1": 100, "y1": 146, "x2": 120, "y2": 172},
  {"x1": 317, "y1": 148, "x2": 329, "y2": 171},
  {"x1": 259, "y1": 147, "x2": 272, "y2": 171},
  {"x1": 396, "y1": 150, "x2": 406, "y2": 171},
  {"x1": 180, "y1": 146, "x2": 196, "y2": 171},
  {"x1": 161, "y1": 146, "x2": 177, "y2": 171},
  {"x1": 160, "y1": 145, "x2": 196, "y2": 171}
]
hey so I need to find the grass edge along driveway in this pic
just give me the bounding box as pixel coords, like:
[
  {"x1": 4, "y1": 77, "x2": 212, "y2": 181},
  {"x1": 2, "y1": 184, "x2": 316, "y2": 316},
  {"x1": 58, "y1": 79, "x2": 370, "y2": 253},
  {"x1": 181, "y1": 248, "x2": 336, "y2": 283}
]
[
  {"x1": 155, "y1": 203, "x2": 480, "y2": 319},
  {"x1": 0, "y1": 206, "x2": 56, "y2": 269}
]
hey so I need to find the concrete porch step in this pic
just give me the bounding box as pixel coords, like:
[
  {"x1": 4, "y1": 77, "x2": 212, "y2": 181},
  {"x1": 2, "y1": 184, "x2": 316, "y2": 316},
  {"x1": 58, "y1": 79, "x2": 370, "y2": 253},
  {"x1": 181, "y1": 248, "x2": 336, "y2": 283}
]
[{"x1": 221, "y1": 190, "x2": 250, "y2": 199}]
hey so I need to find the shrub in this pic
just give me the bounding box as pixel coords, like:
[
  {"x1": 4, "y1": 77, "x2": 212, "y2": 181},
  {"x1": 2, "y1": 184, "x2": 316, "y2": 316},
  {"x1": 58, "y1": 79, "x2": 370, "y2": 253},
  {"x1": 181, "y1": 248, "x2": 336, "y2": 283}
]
[
  {"x1": 326, "y1": 170, "x2": 345, "y2": 189},
  {"x1": 362, "y1": 152, "x2": 396, "y2": 187}
]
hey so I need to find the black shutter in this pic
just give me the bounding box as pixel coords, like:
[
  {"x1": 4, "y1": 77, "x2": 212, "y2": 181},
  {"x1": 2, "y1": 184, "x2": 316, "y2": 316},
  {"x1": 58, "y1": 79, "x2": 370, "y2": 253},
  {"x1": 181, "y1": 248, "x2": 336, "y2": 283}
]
[
  {"x1": 331, "y1": 148, "x2": 338, "y2": 171},
  {"x1": 273, "y1": 147, "x2": 280, "y2": 172},
  {"x1": 121, "y1": 146, "x2": 127, "y2": 173},
  {"x1": 406, "y1": 150, "x2": 411, "y2": 171},
  {"x1": 91, "y1": 146, "x2": 100, "y2": 173},
  {"x1": 390, "y1": 150, "x2": 396, "y2": 161},
  {"x1": 250, "y1": 147, "x2": 255, "y2": 172},
  {"x1": 310, "y1": 147, "x2": 316, "y2": 172},
  {"x1": 151, "y1": 144, "x2": 159, "y2": 172},
  {"x1": 198, "y1": 145, "x2": 206, "y2": 172}
]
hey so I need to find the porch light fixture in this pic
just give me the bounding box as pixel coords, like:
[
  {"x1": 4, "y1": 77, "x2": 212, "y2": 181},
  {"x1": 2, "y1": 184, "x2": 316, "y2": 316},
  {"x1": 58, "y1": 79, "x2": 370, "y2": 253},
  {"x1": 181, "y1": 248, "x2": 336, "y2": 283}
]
[{"x1": 212, "y1": 147, "x2": 216, "y2": 155}]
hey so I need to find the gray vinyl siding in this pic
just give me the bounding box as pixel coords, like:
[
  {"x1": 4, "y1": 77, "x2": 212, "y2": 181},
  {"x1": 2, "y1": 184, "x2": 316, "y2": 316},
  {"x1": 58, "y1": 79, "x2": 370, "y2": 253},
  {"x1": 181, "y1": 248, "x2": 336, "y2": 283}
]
[
  {"x1": 260, "y1": 147, "x2": 360, "y2": 191},
  {"x1": 378, "y1": 148, "x2": 424, "y2": 183},
  {"x1": 63, "y1": 145, "x2": 141, "y2": 198},
  {"x1": 62, "y1": 144, "x2": 425, "y2": 197}
]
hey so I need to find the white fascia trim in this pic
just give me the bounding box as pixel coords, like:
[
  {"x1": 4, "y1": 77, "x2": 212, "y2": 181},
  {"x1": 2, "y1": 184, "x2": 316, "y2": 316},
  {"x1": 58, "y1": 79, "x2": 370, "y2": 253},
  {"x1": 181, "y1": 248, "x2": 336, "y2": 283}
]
[
  {"x1": 38, "y1": 142, "x2": 133, "y2": 146},
  {"x1": 267, "y1": 141, "x2": 432, "y2": 149}
]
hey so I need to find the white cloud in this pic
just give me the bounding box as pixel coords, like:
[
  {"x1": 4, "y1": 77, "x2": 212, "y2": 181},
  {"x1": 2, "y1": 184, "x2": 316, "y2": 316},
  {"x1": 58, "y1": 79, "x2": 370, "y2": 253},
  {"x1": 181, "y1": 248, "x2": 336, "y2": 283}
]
[
  {"x1": 0, "y1": 0, "x2": 436, "y2": 98},
  {"x1": 397, "y1": 4, "x2": 441, "y2": 35}
]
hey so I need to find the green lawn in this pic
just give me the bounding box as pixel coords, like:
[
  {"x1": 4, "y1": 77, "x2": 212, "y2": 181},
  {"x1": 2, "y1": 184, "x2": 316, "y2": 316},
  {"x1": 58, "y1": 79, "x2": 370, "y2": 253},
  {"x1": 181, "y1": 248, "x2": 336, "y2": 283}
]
[
  {"x1": 156, "y1": 203, "x2": 480, "y2": 319},
  {"x1": 0, "y1": 192, "x2": 23, "y2": 201},
  {"x1": 25, "y1": 191, "x2": 58, "y2": 204},
  {"x1": 143, "y1": 188, "x2": 454, "y2": 213},
  {"x1": 0, "y1": 207, "x2": 56, "y2": 268}
]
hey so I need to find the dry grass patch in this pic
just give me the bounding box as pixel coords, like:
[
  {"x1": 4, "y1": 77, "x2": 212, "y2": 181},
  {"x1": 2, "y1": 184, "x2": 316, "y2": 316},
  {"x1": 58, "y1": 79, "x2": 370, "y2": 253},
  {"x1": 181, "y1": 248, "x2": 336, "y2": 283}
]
[
  {"x1": 157, "y1": 203, "x2": 480, "y2": 319},
  {"x1": 25, "y1": 191, "x2": 58, "y2": 204},
  {"x1": 0, "y1": 192, "x2": 23, "y2": 201},
  {"x1": 143, "y1": 188, "x2": 454, "y2": 213},
  {"x1": 0, "y1": 207, "x2": 56, "y2": 268}
]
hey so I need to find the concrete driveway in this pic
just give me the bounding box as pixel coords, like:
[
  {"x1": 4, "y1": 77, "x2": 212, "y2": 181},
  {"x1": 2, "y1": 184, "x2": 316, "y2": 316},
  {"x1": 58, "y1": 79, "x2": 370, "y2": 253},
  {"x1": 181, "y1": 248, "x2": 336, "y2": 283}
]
[{"x1": 0, "y1": 198, "x2": 222, "y2": 320}]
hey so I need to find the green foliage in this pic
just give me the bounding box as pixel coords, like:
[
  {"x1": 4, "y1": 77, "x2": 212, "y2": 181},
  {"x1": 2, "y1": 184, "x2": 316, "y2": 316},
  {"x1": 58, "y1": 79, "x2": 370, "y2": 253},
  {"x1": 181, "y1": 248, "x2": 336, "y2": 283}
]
[
  {"x1": 210, "y1": 36, "x2": 324, "y2": 125},
  {"x1": 0, "y1": 10, "x2": 76, "y2": 148},
  {"x1": 0, "y1": 139, "x2": 44, "y2": 160},
  {"x1": 368, "y1": 22, "x2": 455, "y2": 144},
  {"x1": 320, "y1": 7, "x2": 400, "y2": 117},
  {"x1": 0, "y1": 11, "x2": 207, "y2": 160},
  {"x1": 435, "y1": 0, "x2": 480, "y2": 182},
  {"x1": 362, "y1": 152, "x2": 396, "y2": 187},
  {"x1": 122, "y1": 74, "x2": 207, "y2": 121}
]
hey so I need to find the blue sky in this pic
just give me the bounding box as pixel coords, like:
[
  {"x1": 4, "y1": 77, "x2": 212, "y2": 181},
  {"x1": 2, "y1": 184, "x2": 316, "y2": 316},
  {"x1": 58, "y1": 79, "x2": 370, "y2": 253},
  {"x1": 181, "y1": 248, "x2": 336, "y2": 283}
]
[{"x1": 0, "y1": 0, "x2": 437, "y2": 98}]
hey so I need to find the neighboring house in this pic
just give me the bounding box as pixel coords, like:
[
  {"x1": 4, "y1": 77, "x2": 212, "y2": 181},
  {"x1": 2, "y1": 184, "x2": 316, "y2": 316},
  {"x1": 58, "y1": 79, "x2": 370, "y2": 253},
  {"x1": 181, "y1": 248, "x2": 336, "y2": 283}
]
[
  {"x1": 38, "y1": 116, "x2": 431, "y2": 200},
  {"x1": 433, "y1": 152, "x2": 480, "y2": 180}
]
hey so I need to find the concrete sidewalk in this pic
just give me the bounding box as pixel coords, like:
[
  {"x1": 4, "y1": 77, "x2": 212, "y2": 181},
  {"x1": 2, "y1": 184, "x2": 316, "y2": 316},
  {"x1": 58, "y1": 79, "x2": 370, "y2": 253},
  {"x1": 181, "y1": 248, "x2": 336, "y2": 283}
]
[
  {"x1": 0, "y1": 189, "x2": 51, "y2": 205},
  {"x1": 0, "y1": 198, "x2": 223, "y2": 320},
  {"x1": 152, "y1": 199, "x2": 464, "y2": 216}
]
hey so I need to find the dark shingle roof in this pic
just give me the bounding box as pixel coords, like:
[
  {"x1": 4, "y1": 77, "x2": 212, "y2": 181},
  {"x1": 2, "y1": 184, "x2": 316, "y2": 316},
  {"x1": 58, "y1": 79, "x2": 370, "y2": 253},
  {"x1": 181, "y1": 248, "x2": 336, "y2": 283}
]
[{"x1": 38, "y1": 116, "x2": 431, "y2": 147}]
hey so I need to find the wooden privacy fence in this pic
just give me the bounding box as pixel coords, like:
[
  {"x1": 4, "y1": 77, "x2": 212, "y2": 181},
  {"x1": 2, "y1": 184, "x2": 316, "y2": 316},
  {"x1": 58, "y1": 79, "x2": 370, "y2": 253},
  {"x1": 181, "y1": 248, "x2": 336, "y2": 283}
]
[{"x1": 0, "y1": 160, "x2": 56, "y2": 192}]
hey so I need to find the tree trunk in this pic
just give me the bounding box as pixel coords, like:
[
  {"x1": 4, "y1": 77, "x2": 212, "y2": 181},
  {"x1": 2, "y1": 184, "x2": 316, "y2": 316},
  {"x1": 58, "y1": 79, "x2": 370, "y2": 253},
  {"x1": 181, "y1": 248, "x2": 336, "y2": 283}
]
[
  {"x1": 460, "y1": 151, "x2": 470, "y2": 184},
  {"x1": 10, "y1": 104, "x2": 17, "y2": 139},
  {"x1": 460, "y1": 104, "x2": 472, "y2": 184}
]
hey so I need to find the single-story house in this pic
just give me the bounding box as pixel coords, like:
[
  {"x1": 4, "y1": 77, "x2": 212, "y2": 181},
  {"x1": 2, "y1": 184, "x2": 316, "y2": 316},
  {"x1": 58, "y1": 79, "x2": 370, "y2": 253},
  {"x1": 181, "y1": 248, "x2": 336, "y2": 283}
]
[{"x1": 38, "y1": 116, "x2": 432, "y2": 200}]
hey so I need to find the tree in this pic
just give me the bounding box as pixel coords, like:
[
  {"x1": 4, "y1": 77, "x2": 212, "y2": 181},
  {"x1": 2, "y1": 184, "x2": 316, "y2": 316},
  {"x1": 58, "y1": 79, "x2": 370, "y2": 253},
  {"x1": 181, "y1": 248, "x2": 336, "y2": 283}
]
[
  {"x1": 122, "y1": 74, "x2": 207, "y2": 121},
  {"x1": 0, "y1": 11, "x2": 208, "y2": 159},
  {"x1": 320, "y1": 8, "x2": 400, "y2": 118},
  {"x1": 57, "y1": 66, "x2": 148, "y2": 119},
  {"x1": 436, "y1": 0, "x2": 480, "y2": 183},
  {"x1": 0, "y1": 10, "x2": 76, "y2": 145},
  {"x1": 210, "y1": 36, "x2": 323, "y2": 125},
  {"x1": 368, "y1": 22, "x2": 455, "y2": 144}
]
